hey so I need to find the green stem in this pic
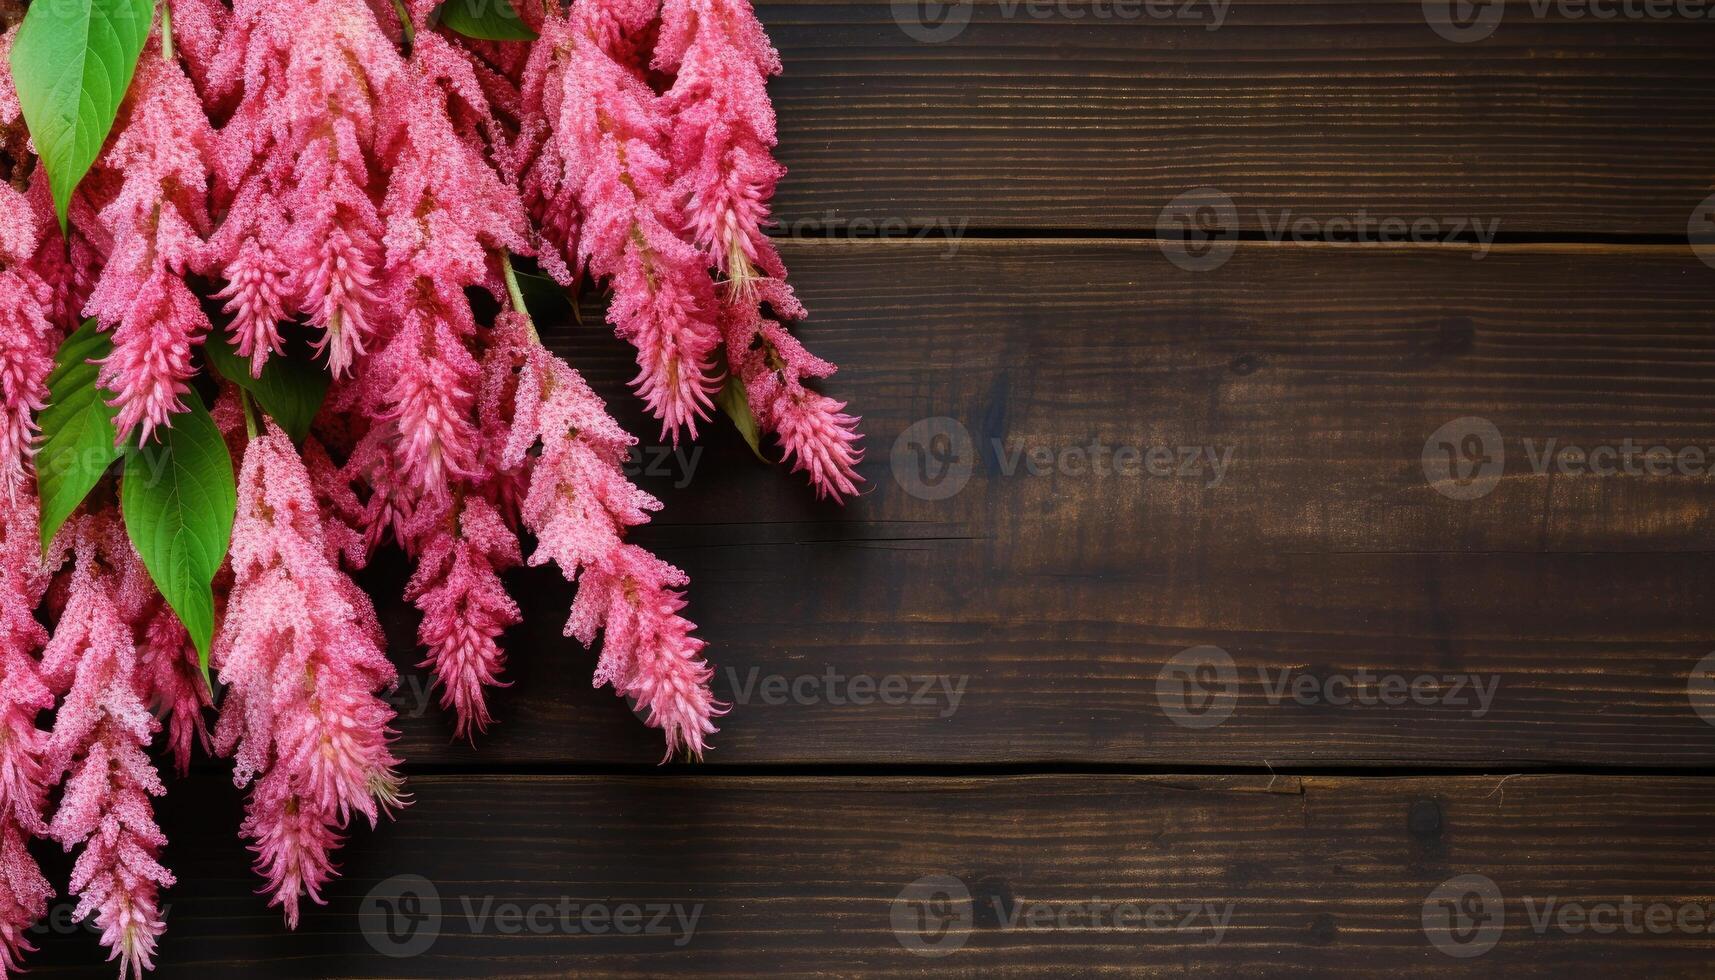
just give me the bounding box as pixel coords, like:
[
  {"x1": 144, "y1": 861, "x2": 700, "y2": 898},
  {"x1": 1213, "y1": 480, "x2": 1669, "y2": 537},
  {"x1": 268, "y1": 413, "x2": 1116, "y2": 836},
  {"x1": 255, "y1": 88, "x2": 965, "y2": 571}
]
[
  {"x1": 500, "y1": 252, "x2": 541, "y2": 344},
  {"x1": 391, "y1": 0, "x2": 416, "y2": 52},
  {"x1": 238, "y1": 389, "x2": 259, "y2": 440},
  {"x1": 159, "y1": 0, "x2": 174, "y2": 62}
]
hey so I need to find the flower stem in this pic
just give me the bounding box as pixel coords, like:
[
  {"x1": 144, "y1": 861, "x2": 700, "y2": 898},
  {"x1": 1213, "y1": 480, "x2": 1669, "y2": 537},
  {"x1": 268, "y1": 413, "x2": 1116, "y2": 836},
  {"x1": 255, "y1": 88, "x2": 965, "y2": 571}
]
[
  {"x1": 160, "y1": 0, "x2": 174, "y2": 63},
  {"x1": 238, "y1": 389, "x2": 259, "y2": 440},
  {"x1": 391, "y1": 0, "x2": 416, "y2": 53},
  {"x1": 500, "y1": 252, "x2": 540, "y2": 344}
]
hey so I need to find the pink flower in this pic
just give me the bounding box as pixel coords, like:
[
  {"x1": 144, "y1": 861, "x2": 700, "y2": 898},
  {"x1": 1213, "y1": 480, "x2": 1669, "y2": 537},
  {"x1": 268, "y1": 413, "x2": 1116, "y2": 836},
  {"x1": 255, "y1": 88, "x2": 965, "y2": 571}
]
[
  {"x1": 656, "y1": 0, "x2": 785, "y2": 293},
  {"x1": 0, "y1": 494, "x2": 53, "y2": 974},
  {"x1": 207, "y1": 0, "x2": 405, "y2": 379},
  {"x1": 654, "y1": 0, "x2": 864, "y2": 499},
  {"x1": 166, "y1": 0, "x2": 232, "y2": 98},
  {"x1": 40, "y1": 517, "x2": 173, "y2": 980},
  {"x1": 86, "y1": 44, "x2": 216, "y2": 443},
  {"x1": 404, "y1": 495, "x2": 521, "y2": 739},
  {"x1": 207, "y1": 186, "x2": 291, "y2": 376},
  {"x1": 135, "y1": 601, "x2": 211, "y2": 778},
  {"x1": 0, "y1": 205, "x2": 54, "y2": 493},
  {"x1": 722, "y1": 281, "x2": 863, "y2": 500},
  {"x1": 0, "y1": 28, "x2": 59, "y2": 493},
  {"x1": 213, "y1": 423, "x2": 404, "y2": 927},
  {"x1": 351, "y1": 47, "x2": 528, "y2": 497},
  {"x1": 521, "y1": 4, "x2": 723, "y2": 442},
  {"x1": 483, "y1": 314, "x2": 724, "y2": 759}
]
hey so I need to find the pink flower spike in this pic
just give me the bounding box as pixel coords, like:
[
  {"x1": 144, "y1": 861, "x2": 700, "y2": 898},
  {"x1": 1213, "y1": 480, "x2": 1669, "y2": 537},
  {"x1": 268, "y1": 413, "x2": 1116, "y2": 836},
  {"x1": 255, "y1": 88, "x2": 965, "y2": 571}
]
[
  {"x1": 40, "y1": 517, "x2": 174, "y2": 979},
  {"x1": 482, "y1": 315, "x2": 725, "y2": 760},
  {"x1": 214, "y1": 422, "x2": 405, "y2": 924},
  {"x1": 722, "y1": 281, "x2": 864, "y2": 501},
  {"x1": 653, "y1": 0, "x2": 865, "y2": 497},
  {"x1": 522, "y1": 3, "x2": 724, "y2": 444},
  {"x1": 0, "y1": 27, "x2": 62, "y2": 493},
  {"x1": 0, "y1": 492, "x2": 54, "y2": 974},
  {"x1": 405, "y1": 496, "x2": 522, "y2": 739},
  {"x1": 85, "y1": 47, "x2": 215, "y2": 443}
]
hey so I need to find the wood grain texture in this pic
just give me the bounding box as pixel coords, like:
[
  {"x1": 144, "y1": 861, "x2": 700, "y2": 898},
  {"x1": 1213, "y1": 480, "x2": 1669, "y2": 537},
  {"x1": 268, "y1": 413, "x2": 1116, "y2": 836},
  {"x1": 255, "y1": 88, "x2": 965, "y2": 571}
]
[
  {"x1": 26, "y1": 773, "x2": 1715, "y2": 976},
  {"x1": 760, "y1": 1, "x2": 1715, "y2": 235},
  {"x1": 370, "y1": 239, "x2": 1715, "y2": 768}
]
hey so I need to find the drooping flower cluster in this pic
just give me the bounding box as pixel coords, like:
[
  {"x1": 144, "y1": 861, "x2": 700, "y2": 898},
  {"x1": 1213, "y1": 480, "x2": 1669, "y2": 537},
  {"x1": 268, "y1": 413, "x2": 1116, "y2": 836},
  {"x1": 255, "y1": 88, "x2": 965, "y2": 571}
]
[
  {"x1": 86, "y1": 47, "x2": 215, "y2": 443},
  {"x1": 40, "y1": 516, "x2": 173, "y2": 979},
  {"x1": 0, "y1": 494, "x2": 52, "y2": 975},
  {"x1": 522, "y1": 0, "x2": 862, "y2": 497},
  {"x1": 0, "y1": 0, "x2": 854, "y2": 970},
  {"x1": 0, "y1": 25, "x2": 57, "y2": 493},
  {"x1": 214, "y1": 422, "x2": 403, "y2": 926},
  {"x1": 484, "y1": 313, "x2": 724, "y2": 757}
]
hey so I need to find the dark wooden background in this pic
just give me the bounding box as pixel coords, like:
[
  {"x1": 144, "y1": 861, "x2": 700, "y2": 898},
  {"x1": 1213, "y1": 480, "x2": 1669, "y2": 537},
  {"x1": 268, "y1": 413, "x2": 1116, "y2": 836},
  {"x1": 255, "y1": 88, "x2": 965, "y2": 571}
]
[{"x1": 30, "y1": 1, "x2": 1715, "y2": 975}]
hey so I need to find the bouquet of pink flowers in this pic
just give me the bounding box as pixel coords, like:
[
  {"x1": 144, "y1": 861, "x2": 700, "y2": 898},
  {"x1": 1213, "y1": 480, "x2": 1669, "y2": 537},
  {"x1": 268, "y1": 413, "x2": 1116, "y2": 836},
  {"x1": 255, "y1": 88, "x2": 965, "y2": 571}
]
[{"x1": 0, "y1": 0, "x2": 860, "y2": 973}]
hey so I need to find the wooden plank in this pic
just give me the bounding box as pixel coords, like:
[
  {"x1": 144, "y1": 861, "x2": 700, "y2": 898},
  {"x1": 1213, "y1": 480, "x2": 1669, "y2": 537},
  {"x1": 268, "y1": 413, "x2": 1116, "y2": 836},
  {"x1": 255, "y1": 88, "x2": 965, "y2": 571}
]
[
  {"x1": 759, "y1": 0, "x2": 1715, "y2": 235},
  {"x1": 26, "y1": 773, "x2": 1715, "y2": 976},
  {"x1": 375, "y1": 239, "x2": 1715, "y2": 768}
]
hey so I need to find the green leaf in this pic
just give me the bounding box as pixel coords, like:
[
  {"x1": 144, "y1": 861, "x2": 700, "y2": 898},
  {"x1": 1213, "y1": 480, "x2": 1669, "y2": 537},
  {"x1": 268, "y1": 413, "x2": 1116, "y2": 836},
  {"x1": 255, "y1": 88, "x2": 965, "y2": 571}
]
[
  {"x1": 36, "y1": 320, "x2": 122, "y2": 552},
  {"x1": 434, "y1": 0, "x2": 538, "y2": 40},
  {"x1": 121, "y1": 392, "x2": 236, "y2": 680},
  {"x1": 203, "y1": 331, "x2": 329, "y2": 443},
  {"x1": 9, "y1": 0, "x2": 156, "y2": 230},
  {"x1": 715, "y1": 376, "x2": 769, "y2": 463}
]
